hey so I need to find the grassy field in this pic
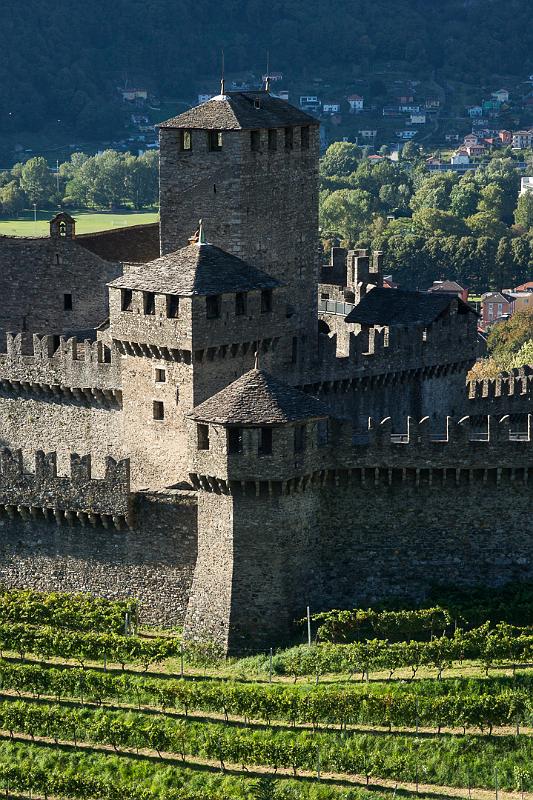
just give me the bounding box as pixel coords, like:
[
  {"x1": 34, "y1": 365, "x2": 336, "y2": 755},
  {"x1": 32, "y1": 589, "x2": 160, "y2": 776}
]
[{"x1": 0, "y1": 209, "x2": 158, "y2": 237}]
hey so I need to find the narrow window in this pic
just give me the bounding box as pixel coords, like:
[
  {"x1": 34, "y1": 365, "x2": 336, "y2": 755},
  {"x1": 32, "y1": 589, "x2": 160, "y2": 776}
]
[
  {"x1": 294, "y1": 424, "x2": 306, "y2": 453},
  {"x1": 261, "y1": 289, "x2": 273, "y2": 313},
  {"x1": 291, "y1": 336, "x2": 298, "y2": 364},
  {"x1": 143, "y1": 292, "x2": 155, "y2": 315},
  {"x1": 268, "y1": 129, "x2": 277, "y2": 151},
  {"x1": 301, "y1": 126, "x2": 310, "y2": 149},
  {"x1": 121, "y1": 288, "x2": 133, "y2": 312},
  {"x1": 251, "y1": 130, "x2": 261, "y2": 152},
  {"x1": 228, "y1": 427, "x2": 243, "y2": 454},
  {"x1": 235, "y1": 292, "x2": 247, "y2": 316},
  {"x1": 180, "y1": 130, "x2": 192, "y2": 151},
  {"x1": 55, "y1": 253, "x2": 60, "y2": 265},
  {"x1": 197, "y1": 424, "x2": 210, "y2": 450},
  {"x1": 166, "y1": 295, "x2": 179, "y2": 318},
  {"x1": 153, "y1": 400, "x2": 164, "y2": 420},
  {"x1": 155, "y1": 368, "x2": 166, "y2": 383},
  {"x1": 206, "y1": 294, "x2": 221, "y2": 319},
  {"x1": 285, "y1": 126, "x2": 293, "y2": 150},
  {"x1": 63, "y1": 293, "x2": 72, "y2": 311},
  {"x1": 102, "y1": 345, "x2": 112, "y2": 363},
  {"x1": 317, "y1": 419, "x2": 329, "y2": 447},
  {"x1": 208, "y1": 130, "x2": 223, "y2": 151},
  {"x1": 259, "y1": 427, "x2": 272, "y2": 455}
]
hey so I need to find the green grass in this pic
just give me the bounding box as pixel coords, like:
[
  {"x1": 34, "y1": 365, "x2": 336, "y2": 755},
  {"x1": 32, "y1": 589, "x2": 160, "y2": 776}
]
[{"x1": 0, "y1": 209, "x2": 158, "y2": 237}]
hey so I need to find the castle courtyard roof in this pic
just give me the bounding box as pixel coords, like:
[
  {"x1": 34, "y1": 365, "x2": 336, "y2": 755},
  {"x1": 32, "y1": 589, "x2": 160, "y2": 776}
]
[
  {"x1": 345, "y1": 287, "x2": 476, "y2": 327},
  {"x1": 159, "y1": 91, "x2": 318, "y2": 130},
  {"x1": 108, "y1": 242, "x2": 280, "y2": 297},
  {"x1": 188, "y1": 368, "x2": 330, "y2": 425}
]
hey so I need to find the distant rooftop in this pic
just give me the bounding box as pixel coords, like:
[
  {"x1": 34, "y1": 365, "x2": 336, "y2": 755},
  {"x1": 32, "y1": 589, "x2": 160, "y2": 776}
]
[
  {"x1": 159, "y1": 91, "x2": 318, "y2": 131},
  {"x1": 345, "y1": 287, "x2": 476, "y2": 326},
  {"x1": 189, "y1": 368, "x2": 330, "y2": 425},
  {"x1": 108, "y1": 241, "x2": 279, "y2": 297}
]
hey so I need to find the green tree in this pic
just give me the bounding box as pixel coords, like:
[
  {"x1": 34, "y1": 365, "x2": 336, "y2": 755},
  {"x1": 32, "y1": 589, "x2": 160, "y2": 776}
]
[
  {"x1": 19, "y1": 157, "x2": 54, "y2": 207},
  {"x1": 450, "y1": 180, "x2": 480, "y2": 218},
  {"x1": 466, "y1": 212, "x2": 508, "y2": 239},
  {"x1": 320, "y1": 142, "x2": 361, "y2": 178},
  {"x1": 410, "y1": 172, "x2": 459, "y2": 213},
  {"x1": 320, "y1": 188, "x2": 374, "y2": 241},
  {"x1": 487, "y1": 311, "x2": 533, "y2": 368},
  {"x1": 514, "y1": 192, "x2": 533, "y2": 230},
  {"x1": 412, "y1": 208, "x2": 468, "y2": 237},
  {"x1": 477, "y1": 183, "x2": 505, "y2": 218},
  {"x1": 0, "y1": 181, "x2": 26, "y2": 216}
]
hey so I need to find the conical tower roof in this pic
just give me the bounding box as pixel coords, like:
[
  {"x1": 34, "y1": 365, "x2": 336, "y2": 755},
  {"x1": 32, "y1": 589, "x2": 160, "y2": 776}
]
[{"x1": 188, "y1": 368, "x2": 329, "y2": 425}]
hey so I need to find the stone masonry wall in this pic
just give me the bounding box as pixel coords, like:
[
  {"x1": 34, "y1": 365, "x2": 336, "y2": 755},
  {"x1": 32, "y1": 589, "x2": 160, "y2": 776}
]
[
  {"x1": 0, "y1": 488, "x2": 198, "y2": 626},
  {"x1": 0, "y1": 237, "x2": 121, "y2": 337}
]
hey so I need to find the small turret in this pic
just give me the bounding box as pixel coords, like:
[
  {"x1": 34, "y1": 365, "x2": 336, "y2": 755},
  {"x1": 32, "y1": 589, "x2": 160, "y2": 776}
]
[{"x1": 50, "y1": 212, "x2": 76, "y2": 240}]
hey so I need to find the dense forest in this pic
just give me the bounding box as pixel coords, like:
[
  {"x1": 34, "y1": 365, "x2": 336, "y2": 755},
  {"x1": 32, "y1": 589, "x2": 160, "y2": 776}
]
[{"x1": 1, "y1": 0, "x2": 533, "y2": 139}]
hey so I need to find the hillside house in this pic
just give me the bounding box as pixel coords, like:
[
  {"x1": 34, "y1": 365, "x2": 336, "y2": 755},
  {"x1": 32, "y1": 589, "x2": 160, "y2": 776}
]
[
  {"x1": 300, "y1": 95, "x2": 321, "y2": 111},
  {"x1": 481, "y1": 292, "x2": 515, "y2": 327},
  {"x1": 322, "y1": 101, "x2": 341, "y2": 115},
  {"x1": 492, "y1": 89, "x2": 509, "y2": 103},
  {"x1": 427, "y1": 280, "x2": 469, "y2": 302},
  {"x1": 347, "y1": 95, "x2": 364, "y2": 112},
  {"x1": 410, "y1": 113, "x2": 427, "y2": 124},
  {"x1": 121, "y1": 88, "x2": 148, "y2": 104},
  {"x1": 512, "y1": 130, "x2": 533, "y2": 149},
  {"x1": 467, "y1": 106, "x2": 483, "y2": 118},
  {"x1": 520, "y1": 177, "x2": 533, "y2": 195},
  {"x1": 262, "y1": 72, "x2": 283, "y2": 83},
  {"x1": 451, "y1": 150, "x2": 470, "y2": 165}
]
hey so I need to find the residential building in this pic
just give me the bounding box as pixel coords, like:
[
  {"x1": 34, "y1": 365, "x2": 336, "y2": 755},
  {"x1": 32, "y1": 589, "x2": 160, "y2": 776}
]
[
  {"x1": 427, "y1": 280, "x2": 469, "y2": 303},
  {"x1": 481, "y1": 292, "x2": 515, "y2": 327},
  {"x1": 121, "y1": 88, "x2": 148, "y2": 103},
  {"x1": 520, "y1": 177, "x2": 533, "y2": 195},
  {"x1": 513, "y1": 130, "x2": 533, "y2": 149},
  {"x1": 300, "y1": 95, "x2": 321, "y2": 111},
  {"x1": 322, "y1": 102, "x2": 341, "y2": 115},
  {"x1": 262, "y1": 72, "x2": 283, "y2": 83},
  {"x1": 467, "y1": 106, "x2": 483, "y2": 118},
  {"x1": 410, "y1": 113, "x2": 427, "y2": 124},
  {"x1": 451, "y1": 151, "x2": 470, "y2": 165},
  {"x1": 491, "y1": 89, "x2": 509, "y2": 103},
  {"x1": 347, "y1": 95, "x2": 364, "y2": 112}
]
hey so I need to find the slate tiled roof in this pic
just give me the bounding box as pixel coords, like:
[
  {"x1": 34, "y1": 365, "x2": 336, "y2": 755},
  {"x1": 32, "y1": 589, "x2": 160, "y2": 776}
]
[
  {"x1": 108, "y1": 243, "x2": 280, "y2": 297},
  {"x1": 189, "y1": 369, "x2": 330, "y2": 425},
  {"x1": 345, "y1": 287, "x2": 475, "y2": 326},
  {"x1": 427, "y1": 280, "x2": 465, "y2": 294},
  {"x1": 159, "y1": 91, "x2": 318, "y2": 130}
]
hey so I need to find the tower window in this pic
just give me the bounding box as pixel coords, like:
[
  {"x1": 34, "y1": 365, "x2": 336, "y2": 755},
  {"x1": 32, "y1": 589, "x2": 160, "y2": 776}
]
[
  {"x1": 228, "y1": 427, "x2": 243, "y2": 454},
  {"x1": 197, "y1": 424, "x2": 210, "y2": 450},
  {"x1": 121, "y1": 289, "x2": 133, "y2": 312},
  {"x1": 155, "y1": 368, "x2": 166, "y2": 383},
  {"x1": 259, "y1": 427, "x2": 272, "y2": 456},
  {"x1": 294, "y1": 424, "x2": 306, "y2": 453},
  {"x1": 317, "y1": 419, "x2": 329, "y2": 446},
  {"x1": 261, "y1": 289, "x2": 273, "y2": 313},
  {"x1": 291, "y1": 336, "x2": 298, "y2": 364},
  {"x1": 268, "y1": 129, "x2": 277, "y2": 151},
  {"x1": 166, "y1": 295, "x2": 179, "y2": 318},
  {"x1": 284, "y1": 127, "x2": 293, "y2": 150},
  {"x1": 301, "y1": 126, "x2": 310, "y2": 149},
  {"x1": 153, "y1": 401, "x2": 165, "y2": 421},
  {"x1": 251, "y1": 130, "x2": 261, "y2": 152},
  {"x1": 206, "y1": 294, "x2": 221, "y2": 319},
  {"x1": 208, "y1": 130, "x2": 223, "y2": 151},
  {"x1": 235, "y1": 292, "x2": 247, "y2": 316},
  {"x1": 63, "y1": 293, "x2": 72, "y2": 311},
  {"x1": 143, "y1": 292, "x2": 155, "y2": 315},
  {"x1": 180, "y1": 130, "x2": 192, "y2": 151}
]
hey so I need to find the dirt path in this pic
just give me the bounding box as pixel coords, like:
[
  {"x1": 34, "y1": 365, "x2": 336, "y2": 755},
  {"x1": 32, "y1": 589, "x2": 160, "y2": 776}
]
[{"x1": 0, "y1": 729, "x2": 530, "y2": 800}]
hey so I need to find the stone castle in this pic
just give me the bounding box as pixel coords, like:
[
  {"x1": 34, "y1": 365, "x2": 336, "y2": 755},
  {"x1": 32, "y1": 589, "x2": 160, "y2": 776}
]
[{"x1": 0, "y1": 90, "x2": 531, "y2": 653}]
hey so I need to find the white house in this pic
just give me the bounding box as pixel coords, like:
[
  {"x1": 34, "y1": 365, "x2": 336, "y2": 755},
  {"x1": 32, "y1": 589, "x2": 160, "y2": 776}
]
[
  {"x1": 322, "y1": 102, "x2": 341, "y2": 115},
  {"x1": 272, "y1": 89, "x2": 289, "y2": 101},
  {"x1": 520, "y1": 177, "x2": 533, "y2": 195},
  {"x1": 467, "y1": 105, "x2": 483, "y2": 118},
  {"x1": 451, "y1": 150, "x2": 470, "y2": 165},
  {"x1": 491, "y1": 89, "x2": 509, "y2": 103},
  {"x1": 262, "y1": 71, "x2": 283, "y2": 83},
  {"x1": 512, "y1": 130, "x2": 533, "y2": 149},
  {"x1": 299, "y1": 95, "x2": 321, "y2": 111},
  {"x1": 410, "y1": 113, "x2": 427, "y2": 124},
  {"x1": 347, "y1": 94, "x2": 364, "y2": 112},
  {"x1": 358, "y1": 129, "x2": 377, "y2": 139}
]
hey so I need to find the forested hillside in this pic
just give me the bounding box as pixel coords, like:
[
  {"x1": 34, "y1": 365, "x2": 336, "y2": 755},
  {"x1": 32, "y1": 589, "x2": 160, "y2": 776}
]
[{"x1": 1, "y1": 0, "x2": 533, "y2": 138}]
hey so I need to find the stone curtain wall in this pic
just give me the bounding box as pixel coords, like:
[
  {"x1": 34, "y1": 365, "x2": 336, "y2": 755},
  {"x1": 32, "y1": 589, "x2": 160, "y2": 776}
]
[
  {"x1": 0, "y1": 238, "x2": 121, "y2": 337},
  {"x1": 0, "y1": 489, "x2": 198, "y2": 626}
]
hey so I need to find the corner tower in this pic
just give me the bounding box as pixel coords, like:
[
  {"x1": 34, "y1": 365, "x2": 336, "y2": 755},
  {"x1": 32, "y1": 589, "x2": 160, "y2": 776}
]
[{"x1": 159, "y1": 91, "x2": 320, "y2": 364}]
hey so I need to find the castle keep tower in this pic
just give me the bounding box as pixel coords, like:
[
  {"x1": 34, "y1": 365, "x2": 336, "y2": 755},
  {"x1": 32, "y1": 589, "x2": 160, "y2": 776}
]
[{"x1": 159, "y1": 91, "x2": 320, "y2": 365}]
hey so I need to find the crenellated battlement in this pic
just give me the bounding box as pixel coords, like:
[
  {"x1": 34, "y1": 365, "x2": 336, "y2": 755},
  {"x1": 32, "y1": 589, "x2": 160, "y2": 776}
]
[
  {"x1": 0, "y1": 333, "x2": 122, "y2": 405},
  {"x1": 0, "y1": 448, "x2": 132, "y2": 528},
  {"x1": 467, "y1": 366, "x2": 533, "y2": 415}
]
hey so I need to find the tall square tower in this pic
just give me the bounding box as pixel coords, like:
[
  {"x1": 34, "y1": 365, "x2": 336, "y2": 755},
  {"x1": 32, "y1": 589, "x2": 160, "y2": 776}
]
[{"x1": 159, "y1": 91, "x2": 320, "y2": 363}]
